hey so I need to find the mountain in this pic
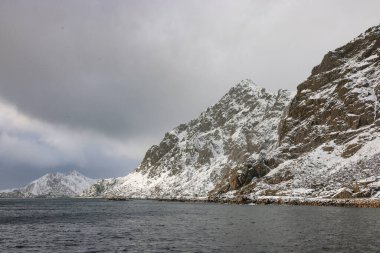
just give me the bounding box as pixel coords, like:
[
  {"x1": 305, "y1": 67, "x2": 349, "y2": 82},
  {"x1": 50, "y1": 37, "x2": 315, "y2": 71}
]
[
  {"x1": 212, "y1": 24, "x2": 380, "y2": 200},
  {"x1": 84, "y1": 80, "x2": 292, "y2": 198},
  {"x1": 85, "y1": 24, "x2": 380, "y2": 201},
  {"x1": 0, "y1": 171, "x2": 96, "y2": 198}
]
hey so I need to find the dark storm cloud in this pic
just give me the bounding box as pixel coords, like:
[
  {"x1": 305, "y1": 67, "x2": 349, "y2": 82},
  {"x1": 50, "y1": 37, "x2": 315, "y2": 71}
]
[{"x1": 0, "y1": 0, "x2": 379, "y2": 188}]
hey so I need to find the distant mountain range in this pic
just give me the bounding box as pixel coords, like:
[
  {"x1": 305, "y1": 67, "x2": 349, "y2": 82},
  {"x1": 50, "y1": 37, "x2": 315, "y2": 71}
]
[
  {"x1": 84, "y1": 24, "x2": 380, "y2": 202},
  {"x1": 0, "y1": 171, "x2": 96, "y2": 198}
]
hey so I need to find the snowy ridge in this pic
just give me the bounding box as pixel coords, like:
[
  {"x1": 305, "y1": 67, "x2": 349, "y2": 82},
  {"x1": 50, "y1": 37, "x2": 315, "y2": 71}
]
[
  {"x1": 0, "y1": 170, "x2": 96, "y2": 198},
  {"x1": 84, "y1": 80, "x2": 292, "y2": 198}
]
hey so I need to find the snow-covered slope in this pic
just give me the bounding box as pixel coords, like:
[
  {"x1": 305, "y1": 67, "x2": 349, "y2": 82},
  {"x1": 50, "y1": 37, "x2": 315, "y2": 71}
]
[
  {"x1": 84, "y1": 80, "x2": 292, "y2": 198},
  {"x1": 0, "y1": 171, "x2": 96, "y2": 198}
]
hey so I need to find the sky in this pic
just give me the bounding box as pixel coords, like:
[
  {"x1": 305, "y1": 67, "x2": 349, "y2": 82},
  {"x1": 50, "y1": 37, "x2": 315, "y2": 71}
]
[{"x1": 0, "y1": 0, "x2": 379, "y2": 189}]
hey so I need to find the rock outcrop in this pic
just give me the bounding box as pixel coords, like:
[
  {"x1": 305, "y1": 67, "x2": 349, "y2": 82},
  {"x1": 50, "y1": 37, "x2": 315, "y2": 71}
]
[{"x1": 278, "y1": 25, "x2": 380, "y2": 160}]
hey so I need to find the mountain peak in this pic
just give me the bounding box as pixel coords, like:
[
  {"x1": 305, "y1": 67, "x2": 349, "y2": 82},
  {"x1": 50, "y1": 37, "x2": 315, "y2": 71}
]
[
  {"x1": 360, "y1": 23, "x2": 380, "y2": 38},
  {"x1": 232, "y1": 79, "x2": 266, "y2": 94},
  {"x1": 84, "y1": 78, "x2": 293, "y2": 198},
  {"x1": 68, "y1": 170, "x2": 81, "y2": 176}
]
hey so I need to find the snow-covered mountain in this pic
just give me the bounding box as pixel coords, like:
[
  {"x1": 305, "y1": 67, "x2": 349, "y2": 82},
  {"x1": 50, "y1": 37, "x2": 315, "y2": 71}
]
[
  {"x1": 85, "y1": 23, "x2": 380, "y2": 201},
  {"x1": 0, "y1": 171, "x2": 96, "y2": 198},
  {"x1": 213, "y1": 24, "x2": 380, "y2": 200},
  {"x1": 84, "y1": 80, "x2": 292, "y2": 198}
]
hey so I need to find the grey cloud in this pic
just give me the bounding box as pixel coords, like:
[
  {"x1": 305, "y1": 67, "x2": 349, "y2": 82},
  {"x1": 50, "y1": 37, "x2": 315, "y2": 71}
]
[{"x1": 0, "y1": 0, "x2": 378, "y2": 138}]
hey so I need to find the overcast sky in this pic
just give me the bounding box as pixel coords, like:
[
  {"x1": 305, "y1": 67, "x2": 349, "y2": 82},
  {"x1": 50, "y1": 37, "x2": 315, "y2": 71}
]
[{"x1": 0, "y1": 0, "x2": 379, "y2": 188}]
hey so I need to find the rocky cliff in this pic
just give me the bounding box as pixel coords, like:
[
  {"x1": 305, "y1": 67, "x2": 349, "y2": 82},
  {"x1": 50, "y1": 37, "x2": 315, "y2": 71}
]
[
  {"x1": 279, "y1": 25, "x2": 380, "y2": 159},
  {"x1": 213, "y1": 24, "x2": 380, "y2": 201}
]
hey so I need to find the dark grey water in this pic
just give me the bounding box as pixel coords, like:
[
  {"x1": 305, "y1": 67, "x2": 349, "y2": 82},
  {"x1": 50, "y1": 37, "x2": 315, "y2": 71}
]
[{"x1": 0, "y1": 199, "x2": 379, "y2": 252}]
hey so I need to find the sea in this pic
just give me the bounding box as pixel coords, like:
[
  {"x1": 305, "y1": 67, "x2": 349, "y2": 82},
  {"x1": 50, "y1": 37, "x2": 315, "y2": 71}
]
[{"x1": 0, "y1": 198, "x2": 379, "y2": 252}]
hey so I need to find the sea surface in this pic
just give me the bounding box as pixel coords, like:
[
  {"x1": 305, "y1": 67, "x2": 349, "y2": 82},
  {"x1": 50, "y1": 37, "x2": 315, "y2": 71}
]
[{"x1": 0, "y1": 198, "x2": 380, "y2": 252}]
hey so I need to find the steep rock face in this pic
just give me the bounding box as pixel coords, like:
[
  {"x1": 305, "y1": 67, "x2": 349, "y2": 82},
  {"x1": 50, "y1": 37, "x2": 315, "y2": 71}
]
[
  {"x1": 0, "y1": 171, "x2": 96, "y2": 198},
  {"x1": 215, "y1": 24, "x2": 380, "y2": 200},
  {"x1": 84, "y1": 80, "x2": 292, "y2": 198},
  {"x1": 278, "y1": 25, "x2": 380, "y2": 160}
]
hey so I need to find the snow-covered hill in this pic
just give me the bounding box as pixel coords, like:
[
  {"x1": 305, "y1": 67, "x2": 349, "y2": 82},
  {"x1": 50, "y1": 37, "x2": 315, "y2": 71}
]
[
  {"x1": 0, "y1": 171, "x2": 96, "y2": 198},
  {"x1": 84, "y1": 80, "x2": 292, "y2": 198},
  {"x1": 85, "y1": 23, "x2": 380, "y2": 201}
]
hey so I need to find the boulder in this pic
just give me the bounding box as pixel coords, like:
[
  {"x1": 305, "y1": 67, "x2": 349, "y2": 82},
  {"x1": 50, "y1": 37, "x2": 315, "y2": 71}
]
[{"x1": 332, "y1": 188, "x2": 353, "y2": 199}]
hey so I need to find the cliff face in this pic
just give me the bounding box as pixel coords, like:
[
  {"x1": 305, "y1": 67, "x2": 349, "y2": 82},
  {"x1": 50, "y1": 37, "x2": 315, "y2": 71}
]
[
  {"x1": 278, "y1": 25, "x2": 380, "y2": 160},
  {"x1": 84, "y1": 80, "x2": 292, "y2": 198}
]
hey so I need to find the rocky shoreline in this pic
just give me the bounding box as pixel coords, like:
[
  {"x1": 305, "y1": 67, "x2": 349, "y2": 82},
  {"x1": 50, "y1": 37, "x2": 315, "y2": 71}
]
[
  {"x1": 213, "y1": 196, "x2": 380, "y2": 208},
  {"x1": 124, "y1": 196, "x2": 380, "y2": 208},
  {"x1": 2, "y1": 195, "x2": 380, "y2": 208}
]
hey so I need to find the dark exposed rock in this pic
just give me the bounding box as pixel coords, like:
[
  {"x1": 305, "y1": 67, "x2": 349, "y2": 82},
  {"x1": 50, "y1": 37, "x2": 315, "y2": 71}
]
[
  {"x1": 342, "y1": 143, "x2": 363, "y2": 158},
  {"x1": 352, "y1": 190, "x2": 371, "y2": 198},
  {"x1": 333, "y1": 188, "x2": 353, "y2": 199},
  {"x1": 278, "y1": 24, "x2": 380, "y2": 160},
  {"x1": 208, "y1": 157, "x2": 272, "y2": 198},
  {"x1": 264, "y1": 170, "x2": 294, "y2": 185}
]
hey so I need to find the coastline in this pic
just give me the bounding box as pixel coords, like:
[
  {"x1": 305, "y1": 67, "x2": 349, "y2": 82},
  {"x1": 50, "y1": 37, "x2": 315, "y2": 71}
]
[
  {"x1": 3, "y1": 195, "x2": 380, "y2": 208},
  {"x1": 132, "y1": 196, "x2": 380, "y2": 208},
  {"x1": 212, "y1": 196, "x2": 380, "y2": 208}
]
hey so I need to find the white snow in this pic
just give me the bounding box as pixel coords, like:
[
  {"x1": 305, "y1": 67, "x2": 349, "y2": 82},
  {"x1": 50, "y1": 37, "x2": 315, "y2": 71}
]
[{"x1": 1, "y1": 170, "x2": 96, "y2": 197}]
